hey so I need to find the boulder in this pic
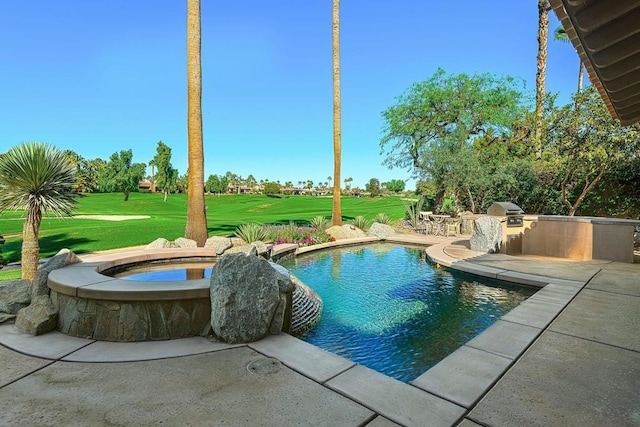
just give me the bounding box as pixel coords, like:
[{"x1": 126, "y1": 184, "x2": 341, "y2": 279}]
[
  {"x1": 223, "y1": 245, "x2": 258, "y2": 257},
  {"x1": 31, "y1": 249, "x2": 82, "y2": 298},
  {"x1": 173, "y1": 237, "x2": 197, "y2": 248},
  {"x1": 367, "y1": 222, "x2": 396, "y2": 239},
  {"x1": 470, "y1": 216, "x2": 503, "y2": 253},
  {"x1": 15, "y1": 295, "x2": 58, "y2": 335},
  {"x1": 145, "y1": 238, "x2": 172, "y2": 250},
  {"x1": 250, "y1": 241, "x2": 270, "y2": 256},
  {"x1": 0, "y1": 279, "x2": 31, "y2": 323},
  {"x1": 326, "y1": 224, "x2": 366, "y2": 240},
  {"x1": 205, "y1": 236, "x2": 233, "y2": 255},
  {"x1": 14, "y1": 249, "x2": 80, "y2": 335},
  {"x1": 210, "y1": 253, "x2": 294, "y2": 343}
]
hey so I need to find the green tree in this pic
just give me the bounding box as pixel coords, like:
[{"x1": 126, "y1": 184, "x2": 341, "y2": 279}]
[
  {"x1": 546, "y1": 86, "x2": 640, "y2": 216},
  {"x1": 380, "y1": 69, "x2": 526, "y2": 211},
  {"x1": 365, "y1": 178, "x2": 381, "y2": 197},
  {"x1": 185, "y1": 0, "x2": 208, "y2": 246},
  {"x1": 0, "y1": 143, "x2": 77, "y2": 281},
  {"x1": 152, "y1": 141, "x2": 178, "y2": 202},
  {"x1": 205, "y1": 174, "x2": 228, "y2": 194},
  {"x1": 85, "y1": 158, "x2": 107, "y2": 193},
  {"x1": 100, "y1": 150, "x2": 146, "y2": 201},
  {"x1": 384, "y1": 179, "x2": 405, "y2": 193},
  {"x1": 263, "y1": 181, "x2": 281, "y2": 195}
]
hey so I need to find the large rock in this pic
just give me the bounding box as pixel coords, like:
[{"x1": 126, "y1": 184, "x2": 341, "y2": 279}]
[
  {"x1": 14, "y1": 249, "x2": 80, "y2": 335},
  {"x1": 250, "y1": 241, "x2": 270, "y2": 256},
  {"x1": 173, "y1": 237, "x2": 197, "y2": 248},
  {"x1": 470, "y1": 216, "x2": 503, "y2": 253},
  {"x1": 145, "y1": 238, "x2": 172, "y2": 250},
  {"x1": 0, "y1": 279, "x2": 31, "y2": 323},
  {"x1": 31, "y1": 249, "x2": 82, "y2": 298},
  {"x1": 367, "y1": 222, "x2": 396, "y2": 239},
  {"x1": 15, "y1": 295, "x2": 58, "y2": 335},
  {"x1": 326, "y1": 224, "x2": 366, "y2": 240},
  {"x1": 210, "y1": 253, "x2": 294, "y2": 343},
  {"x1": 205, "y1": 236, "x2": 233, "y2": 255},
  {"x1": 223, "y1": 245, "x2": 258, "y2": 257}
]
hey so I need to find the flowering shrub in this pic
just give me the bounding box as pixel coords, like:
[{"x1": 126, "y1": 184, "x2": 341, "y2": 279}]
[{"x1": 265, "y1": 223, "x2": 331, "y2": 247}]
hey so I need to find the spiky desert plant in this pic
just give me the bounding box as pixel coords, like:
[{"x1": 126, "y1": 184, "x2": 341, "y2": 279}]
[
  {"x1": 372, "y1": 212, "x2": 391, "y2": 225},
  {"x1": 0, "y1": 142, "x2": 77, "y2": 281},
  {"x1": 351, "y1": 215, "x2": 370, "y2": 231},
  {"x1": 310, "y1": 215, "x2": 329, "y2": 231},
  {"x1": 234, "y1": 223, "x2": 269, "y2": 243}
]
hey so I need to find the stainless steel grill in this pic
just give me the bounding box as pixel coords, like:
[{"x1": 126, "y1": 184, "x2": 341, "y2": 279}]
[{"x1": 487, "y1": 202, "x2": 524, "y2": 228}]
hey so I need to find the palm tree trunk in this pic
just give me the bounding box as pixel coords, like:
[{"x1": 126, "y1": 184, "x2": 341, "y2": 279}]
[
  {"x1": 21, "y1": 213, "x2": 41, "y2": 282},
  {"x1": 534, "y1": 0, "x2": 549, "y2": 160},
  {"x1": 331, "y1": 0, "x2": 342, "y2": 226},
  {"x1": 185, "y1": 0, "x2": 208, "y2": 246}
]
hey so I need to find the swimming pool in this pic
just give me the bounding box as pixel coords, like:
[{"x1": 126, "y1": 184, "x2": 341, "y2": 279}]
[{"x1": 279, "y1": 243, "x2": 536, "y2": 382}]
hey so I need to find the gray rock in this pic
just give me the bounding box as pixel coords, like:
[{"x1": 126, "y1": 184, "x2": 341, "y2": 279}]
[
  {"x1": 223, "y1": 245, "x2": 258, "y2": 256},
  {"x1": 174, "y1": 237, "x2": 197, "y2": 248},
  {"x1": 31, "y1": 249, "x2": 82, "y2": 298},
  {"x1": 15, "y1": 295, "x2": 58, "y2": 335},
  {"x1": 250, "y1": 241, "x2": 270, "y2": 256},
  {"x1": 145, "y1": 238, "x2": 172, "y2": 250},
  {"x1": 210, "y1": 253, "x2": 294, "y2": 343},
  {"x1": 367, "y1": 222, "x2": 396, "y2": 238},
  {"x1": 470, "y1": 216, "x2": 503, "y2": 253},
  {"x1": 205, "y1": 236, "x2": 233, "y2": 255},
  {"x1": 0, "y1": 279, "x2": 31, "y2": 322},
  {"x1": 326, "y1": 224, "x2": 366, "y2": 240}
]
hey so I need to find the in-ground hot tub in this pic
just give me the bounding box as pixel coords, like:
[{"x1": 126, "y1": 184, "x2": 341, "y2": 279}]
[
  {"x1": 47, "y1": 246, "x2": 321, "y2": 342},
  {"x1": 48, "y1": 249, "x2": 217, "y2": 341}
]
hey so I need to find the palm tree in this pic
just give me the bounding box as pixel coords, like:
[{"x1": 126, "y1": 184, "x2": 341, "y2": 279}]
[
  {"x1": 331, "y1": 0, "x2": 343, "y2": 225},
  {"x1": 535, "y1": 0, "x2": 550, "y2": 160},
  {"x1": 554, "y1": 26, "x2": 585, "y2": 97},
  {"x1": 185, "y1": 0, "x2": 208, "y2": 246},
  {"x1": 0, "y1": 142, "x2": 77, "y2": 281}
]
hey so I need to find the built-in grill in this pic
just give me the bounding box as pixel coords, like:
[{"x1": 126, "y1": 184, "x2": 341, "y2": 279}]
[{"x1": 487, "y1": 202, "x2": 524, "y2": 227}]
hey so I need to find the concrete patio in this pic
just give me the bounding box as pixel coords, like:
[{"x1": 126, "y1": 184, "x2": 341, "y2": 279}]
[{"x1": 1, "y1": 235, "x2": 638, "y2": 426}]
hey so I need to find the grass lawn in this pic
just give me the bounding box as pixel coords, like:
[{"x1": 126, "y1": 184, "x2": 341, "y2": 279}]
[{"x1": 0, "y1": 192, "x2": 410, "y2": 266}]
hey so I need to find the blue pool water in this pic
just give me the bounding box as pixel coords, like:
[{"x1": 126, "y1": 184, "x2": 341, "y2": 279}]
[{"x1": 279, "y1": 244, "x2": 536, "y2": 382}]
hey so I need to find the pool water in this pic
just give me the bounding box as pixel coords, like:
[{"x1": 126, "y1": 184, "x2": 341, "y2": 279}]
[
  {"x1": 114, "y1": 262, "x2": 213, "y2": 281},
  {"x1": 279, "y1": 244, "x2": 536, "y2": 382}
]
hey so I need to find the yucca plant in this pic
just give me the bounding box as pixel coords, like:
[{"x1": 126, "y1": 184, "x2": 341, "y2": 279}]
[
  {"x1": 372, "y1": 212, "x2": 391, "y2": 225},
  {"x1": 234, "y1": 223, "x2": 269, "y2": 243},
  {"x1": 402, "y1": 196, "x2": 426, "y2": 229},
  {"x1": 310, "y1": 215, "x2": 329, "y2": 231},
  {"x1": 351, "y1": 215, "x2": 370, "y2": 231},
  {"x1": 0, "y1": 142, "x2": 77, "y2": 281}
]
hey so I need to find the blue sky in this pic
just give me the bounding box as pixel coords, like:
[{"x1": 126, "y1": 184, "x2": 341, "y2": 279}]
[{"x1": 0, "y1": 1, "x2": 579, "y2": 189}]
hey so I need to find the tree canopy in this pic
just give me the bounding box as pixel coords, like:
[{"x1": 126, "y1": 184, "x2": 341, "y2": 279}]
[
  {"x1": 152, "y1": 141, "x2": 178, "y2": 201},
  {"x1": 380, "y1": 69, "x2": 527, "y2": 210},
  {"x1": 100, "y1": 150, "x2": 146, "y2": 201}
]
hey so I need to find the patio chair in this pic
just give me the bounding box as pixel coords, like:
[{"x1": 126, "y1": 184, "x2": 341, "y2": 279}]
[{"x1": 443, "y1": 218, "x2": 460, "y2": 236}]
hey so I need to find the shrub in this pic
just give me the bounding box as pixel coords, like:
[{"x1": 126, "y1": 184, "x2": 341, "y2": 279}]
[
  {"x1": 351, "y1": 215, "x2": 370, "y2": 231},
  {"x1": 234, "y1": 223, "x2": 270, "y2": 243},
  {"x1": 402, "y1": 197, "x2": 426, "y2": 229},
  {"x1": 372, "y1": 213, "x2": 391, "y2": 225},
  {"x1": 310, "y1": 215, "x2": 329, "y2": 231},
  {"x1": 265, "y1": 223, "x2": 331, "y2": 247}
]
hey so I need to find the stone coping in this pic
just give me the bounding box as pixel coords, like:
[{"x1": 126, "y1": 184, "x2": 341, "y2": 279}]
[{"x1": 536, "y1": 215, "x2": 640, "y2": 225}]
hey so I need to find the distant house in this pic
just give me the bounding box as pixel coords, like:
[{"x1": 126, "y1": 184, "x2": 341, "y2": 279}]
[{"x1": 138, "y1": 181, "x2": 155, "y2": 192}]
